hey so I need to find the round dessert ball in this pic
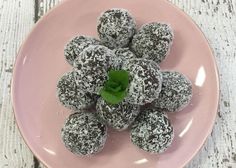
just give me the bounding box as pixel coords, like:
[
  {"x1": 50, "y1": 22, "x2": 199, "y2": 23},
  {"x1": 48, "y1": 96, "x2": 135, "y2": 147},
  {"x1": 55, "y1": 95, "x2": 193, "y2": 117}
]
[
  {"x1": 131, "y1": 22, "x2": 173, "y2": 64},
  {"x1": 131, "y1": 108, "x2": 174, "y2": 153},
  {"x1": 96, "y1": 98, "x2": 140, "y2": 131},
  {"x1": 56, "y1": 71, "x2": 97, "y2": 110},
  {"x1": 122, "y1": 58, "x2": 162, "y2": 105},
  {"x1": 61, "y1": 112, "x2": 107, "y2": 156},
  {"x1": 73, "y1": 45, "x2": 118, "y2": 94},
  {"x1": 153, "y1": 71, "x2": 192, "y2": 112},
  {"x1": 64, "y1": 35, "x2": 100, "y2": 65},
  {"x1": 97, "y1": 8, "x2": 137, "y2": 49},
  {"x1": 113, "y1": 48, "x2": 137, "y2": 69}
]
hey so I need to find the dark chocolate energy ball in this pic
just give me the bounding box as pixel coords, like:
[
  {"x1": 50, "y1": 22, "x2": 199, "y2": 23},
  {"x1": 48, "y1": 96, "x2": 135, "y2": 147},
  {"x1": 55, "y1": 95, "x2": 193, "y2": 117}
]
[
  {"x1": 96, "y1": 98, "x2": 140, "y2": 131},
  {"x1": 113, "y1": 48, "x2": 137, "y2": 69},
  {"x1": 153, "y1": 71, "x2": 192, "y2": 112},
  {"x1": 131, "y1": 108, "x2": 174, "y2": 153},
  {"x1": 56, "y1": 71, "x2": 96, "y2": 110},
  {"x1": 64, "y1": 35, "x2": 100, "y2": 65},
  {"x1": 97, "y1": 8, "x2": 136, "y2": 48},
  {"x1": 122, "y1": 58, "x2": 162, "y2": 105},
  {"x1": 61, "y1": 112, "x2": 107, "y2": 156},
  {"x1": 131, "y1": 22, "x2": 173, "y2": 64},
  {"x1": 73, "y1": 45, "x2": 118, "y2": 94}
]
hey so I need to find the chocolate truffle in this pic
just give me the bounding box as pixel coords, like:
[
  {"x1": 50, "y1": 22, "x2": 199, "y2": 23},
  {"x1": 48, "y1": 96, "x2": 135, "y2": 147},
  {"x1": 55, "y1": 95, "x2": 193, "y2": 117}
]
[
  {"x1": 153, "y1": 71, "x2": 192, "y2": 112},
  {"x1": 131, "y1": 22, "x2": 173, "y2": 64},
  {"x1": 131, "y1": 108, "x2": 174, "y2": 153},
  {"x1": 61, "y1": 112, "x2": 107, "y2": 156},
  {"x1": 122, "y1": 58, "x2": 162, "y2": 105},
  {"x1": 96, "y1": 98, "x2": 140, "y2": 131},
  {"x1": 73, "y1": 45, "x2": 118, "y2": 94},
  {"x1": 56, "y1": 71, "x2": 96, "y2": 110},
  {"x1": 113, "y1": 48, "x2": 136, "y2": 69},
  {"x1": 64, "y1": 35, "x2": 100, "y2": 65},
  {"x1": 97, "y1": 8, "x2": 136, "y2": 48}
]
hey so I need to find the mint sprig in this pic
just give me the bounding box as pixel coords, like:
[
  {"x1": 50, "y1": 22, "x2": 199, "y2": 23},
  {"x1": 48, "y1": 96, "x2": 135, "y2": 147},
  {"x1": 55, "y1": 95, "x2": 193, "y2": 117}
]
[{"x1": 100, "y1": 70, "x2": 129, "y2": 104}]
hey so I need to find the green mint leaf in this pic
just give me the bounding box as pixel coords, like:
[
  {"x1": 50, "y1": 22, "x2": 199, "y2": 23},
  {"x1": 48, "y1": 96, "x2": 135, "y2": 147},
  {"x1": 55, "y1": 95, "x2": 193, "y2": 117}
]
[
  {"x1": 105, "y1": 80, "x2": 120, "y2": 88},
  {"x1": 104, "y1": 80, "x2": 123, "y2": 92},
  {"x1": 100, "y1": 70, "x2": 129, "y2": 105},
  {"x1": 108, "y1": 70, "x2": 129, "y2": 89},
  {"x1": 100, "y1": 89, "x2": 126, "y2": 104},
  {"x1": 106, "y1": 85, "x2": 122, "y2": 93}
]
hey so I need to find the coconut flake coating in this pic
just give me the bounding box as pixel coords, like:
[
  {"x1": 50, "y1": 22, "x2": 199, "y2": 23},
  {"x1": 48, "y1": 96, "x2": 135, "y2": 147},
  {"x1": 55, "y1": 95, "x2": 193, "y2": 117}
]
[
  {"x1": 64, "y1": 36, "x2": 101, "y2": 65},
  {"x1": 131, "y1": 22, "x2": 173, "y2": 64},
  {"x1": 97, "y1": 8, "x2": 137, "y2": 48},
  {"x1": 56, "y1": 71, "x2": 97, "y2": 110},
  {"x1": 73, "y1": 45, "x2": 118, "y2": 94},
  {"x1": 113, "y1": 48, "x2": 137, "y2": 69},
  {"x1": 96, "y1": 98, "x2": 140, "y2": 131},
  {"x1": 153, "y1": 71, "x2": 192, "y2": 112},
  {"x1": 131, "y1": 108, "x2": 174, "y2": 153},
  {"x1": 122, "y1": 58, "x2": 162, "y2": 105},
  {"x1": 61, "y1": 112, "x2": 107, "y2": 156}
]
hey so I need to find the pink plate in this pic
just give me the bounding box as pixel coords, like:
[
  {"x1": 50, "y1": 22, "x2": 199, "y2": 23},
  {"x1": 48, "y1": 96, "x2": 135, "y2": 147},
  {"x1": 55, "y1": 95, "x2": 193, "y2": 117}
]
[{"x1": 12, "y1": 0, "x2": 219, "y2": 167}]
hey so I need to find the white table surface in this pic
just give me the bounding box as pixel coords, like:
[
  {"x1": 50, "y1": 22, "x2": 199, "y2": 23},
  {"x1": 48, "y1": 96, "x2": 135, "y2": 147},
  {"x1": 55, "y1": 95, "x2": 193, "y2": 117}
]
[{"x1": 0, "y1": 0, "x2": 235, "y2": 167}]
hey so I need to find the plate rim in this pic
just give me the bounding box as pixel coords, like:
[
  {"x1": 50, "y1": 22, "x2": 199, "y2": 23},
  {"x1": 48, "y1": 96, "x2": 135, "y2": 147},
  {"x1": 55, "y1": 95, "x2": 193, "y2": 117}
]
[{"x1": 11, "y1": 0, "x2": 220, "y2": 167}]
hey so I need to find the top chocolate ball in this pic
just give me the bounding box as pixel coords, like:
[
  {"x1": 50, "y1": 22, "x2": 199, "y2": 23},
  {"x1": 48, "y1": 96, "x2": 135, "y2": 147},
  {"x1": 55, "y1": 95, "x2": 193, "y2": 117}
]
[
  {"x1": 73, "y1": 45, "x2": 118, "y2": 94},
  {"x1": 122, "y1": 58, "x2": 163, "y2": 105},
  {"x1": 131, "y1": 22, "x2": 173, "y2": 64},
  {"x1": 64, "y1": 35, "x2": 100, "y2": 65},
  {"x1": 97, "y1": 8, "x2": 137, "y2": 49}
]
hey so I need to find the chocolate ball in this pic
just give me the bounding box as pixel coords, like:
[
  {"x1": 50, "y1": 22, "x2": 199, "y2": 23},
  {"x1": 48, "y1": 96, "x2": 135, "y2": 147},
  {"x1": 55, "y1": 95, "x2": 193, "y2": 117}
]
[
  {"x1": 56, "y1": 71, "x2": 97, "y2": 110},
  {"x1": 153, "y1": 71, "x2": 192, "y2": 112},
  {"x1": 113, "y1": 48, "x2": 137, "y2": 69},
  {"x1": 131, "y1": 108, "x2": 174, "y2": 153},
  {"x1": 97, "y1": 8, "x2": 136, "y2": 48},
  {"x1": 73, "y1": 45, "x2": 118, "y2": 94},
  {"x1": 131, "y1": 22, "x2": 173, "y2": 64},
  {"x1": 96, "y1": 98, "x2": 140, "y2": 131},
  {"x1": 64, "y1": 36, "x2": 100, "y2": 65},
  {"x1": 61, "y1": 112, "x2": 107, "y2": 156},
  {"x1": 122, "y1": 58, "x2": 162, "y2": 105}
]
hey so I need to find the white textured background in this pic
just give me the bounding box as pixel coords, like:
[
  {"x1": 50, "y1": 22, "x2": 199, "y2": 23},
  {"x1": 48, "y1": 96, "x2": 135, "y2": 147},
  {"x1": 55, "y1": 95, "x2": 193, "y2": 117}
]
[{"x1": 0, "y1": 0, "x2": 235, "y2": 167}]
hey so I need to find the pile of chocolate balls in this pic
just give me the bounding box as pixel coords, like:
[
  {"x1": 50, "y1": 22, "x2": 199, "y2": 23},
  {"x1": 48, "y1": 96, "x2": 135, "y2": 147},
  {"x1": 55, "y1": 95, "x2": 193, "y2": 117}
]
[{"x1": 57, "y1": 8, "x2": 192, "y2": 156}]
